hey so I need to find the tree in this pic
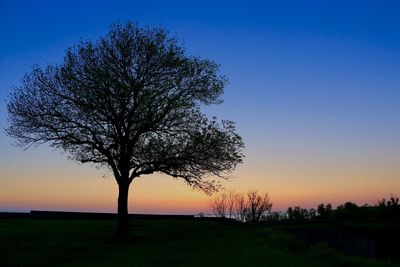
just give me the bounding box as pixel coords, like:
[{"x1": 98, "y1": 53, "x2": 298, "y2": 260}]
[
  {"x1": 246, "y1": 191, "x2": 272, "y2": 222},
  {"x1": 317, "y1": 203, "x2": 332, "y2": 218},
  {"x1": 225, "y1": 190, "x2": 238, "y2": 219},
  {"x1": 208, "y1": 190, "x2": 241, "y2": 219},
  {"x1": 208, "y1": 190, "x2": 273, "y2": 222},
  {"x1": 234, "y1": 192, "x2": 247, "y2": 222},
  {"x1": 6, "y1": 22, "x2": 244, "y2": 236},
  {"x1": 209, "y1": 193, "x2": 227, "y2": 218}
]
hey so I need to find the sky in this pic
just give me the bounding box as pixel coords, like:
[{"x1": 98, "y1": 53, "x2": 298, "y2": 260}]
[{"x1": 0, "y1": 0, "x2": 399, "y2": 214}]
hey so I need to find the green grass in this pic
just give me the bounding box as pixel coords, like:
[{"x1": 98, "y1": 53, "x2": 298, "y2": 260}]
[{"x1": 0, "y1": 218, "x2": 397, "y2": 267}]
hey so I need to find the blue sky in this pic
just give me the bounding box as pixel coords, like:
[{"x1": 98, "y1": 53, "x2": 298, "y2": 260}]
[{"x1": 0, "y1": 0, "x2": 399, "y2": 212}]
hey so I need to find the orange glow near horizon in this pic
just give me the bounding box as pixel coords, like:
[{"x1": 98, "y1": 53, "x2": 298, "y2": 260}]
[{"x1": 1, "y1": 148, "x2": 399, "y2": 214}]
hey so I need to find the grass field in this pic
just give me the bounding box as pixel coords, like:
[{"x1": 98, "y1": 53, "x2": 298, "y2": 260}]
[{"x1": 0, "y1": 218, "x2": 398, "y2": 267}]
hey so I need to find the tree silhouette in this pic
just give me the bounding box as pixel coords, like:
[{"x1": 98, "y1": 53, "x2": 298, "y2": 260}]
[
  {"x1": 6, "y1": 22, "x2": 244, "y2": 236},
  {"x1": 246, "y1": 191, "x2": 272, "y2": 222}
]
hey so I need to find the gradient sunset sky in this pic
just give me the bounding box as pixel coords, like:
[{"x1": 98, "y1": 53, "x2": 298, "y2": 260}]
[{"x1": 1, "y1": 0, "x2": 399, "y2": 214}]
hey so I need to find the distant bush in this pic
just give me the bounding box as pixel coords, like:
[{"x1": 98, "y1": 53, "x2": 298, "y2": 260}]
[
  {"x1": 335, "y1": 202, "x2": 359, "y2": 219},
  {"x1": 317, "y1": 203, "x2": 333, "y2": 218},
  {"x1": 264, "y1": 211, "x2": 287, "y2": 222},
  {"x1": 288, "y1": 207, "x2": 316, "y2": 221}
]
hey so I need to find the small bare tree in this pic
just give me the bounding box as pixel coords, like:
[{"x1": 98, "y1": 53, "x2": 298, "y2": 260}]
[
  {"x1": 209, "y1": 193, "x2": 227, "y2": 218},
  {"x1": 246, "y1": 191, "x2": 272, "y2": 222},
  {"x1": 226, "y1": 190, "x2": 238, "y2": 219},
  {"x1": 234, "y1": 192, "x2": 247, "y2": 222},
  {"x1": 208, "y1": 190, "x2": 273, "y2": 222}
]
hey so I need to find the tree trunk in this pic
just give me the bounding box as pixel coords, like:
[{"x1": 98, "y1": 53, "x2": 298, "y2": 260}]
[{"x1": 117, "y1": 181, "x2": 130, "y2": 237}]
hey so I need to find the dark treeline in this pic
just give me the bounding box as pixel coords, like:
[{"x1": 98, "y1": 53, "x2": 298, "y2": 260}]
[
  {"x1": 276, "y1": 196, "x2": 400, "y2": 262},
  {"x1": 270, "y1": 195, "x2": 400, "y2": 223},
  {"x1": 209, "y1": 192, "x2": 400, "y2": 223}
]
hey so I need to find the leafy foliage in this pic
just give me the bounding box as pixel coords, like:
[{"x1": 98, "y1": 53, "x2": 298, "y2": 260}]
[{"x1": 6, "y1": 22, "x2": 244, "y2": 193}]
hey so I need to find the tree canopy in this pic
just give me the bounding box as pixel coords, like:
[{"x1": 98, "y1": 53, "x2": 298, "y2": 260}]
[{"x1": 6, "y1": 22, "x2": 244, "y2": 235}]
